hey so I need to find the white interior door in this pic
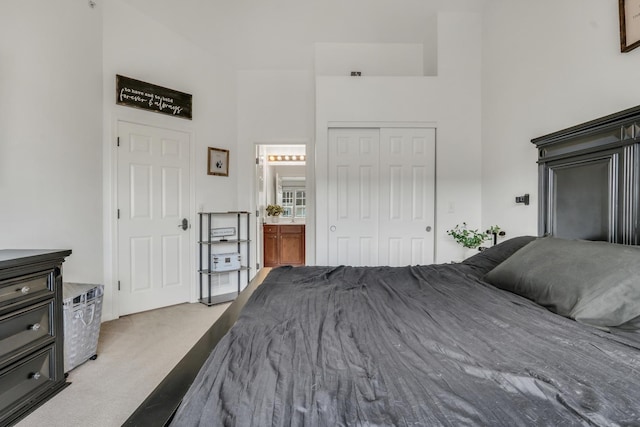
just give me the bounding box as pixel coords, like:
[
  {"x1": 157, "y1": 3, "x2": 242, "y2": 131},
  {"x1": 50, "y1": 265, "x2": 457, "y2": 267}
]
[
  {"x1": 328, "y1": 128, "x2": 380, "y2": 266},
  {"x1": 117, "y1": 121, "x2": 191, "y2": 316},
  {"x1": 379, "y1": 128, "x2": 435, "y2": 266},
  {"x1": 327, "y1": 127, "x2": 435, "y2": 266}
]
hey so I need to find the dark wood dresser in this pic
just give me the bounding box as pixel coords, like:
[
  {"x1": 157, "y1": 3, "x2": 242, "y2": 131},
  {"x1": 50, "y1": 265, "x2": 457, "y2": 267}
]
[
  {"x1": 263, "y1": 224, "x2": 305, "y2": 267},
  {"x1": 0, "y1": 249, "x2": 71, "y2": 426}
]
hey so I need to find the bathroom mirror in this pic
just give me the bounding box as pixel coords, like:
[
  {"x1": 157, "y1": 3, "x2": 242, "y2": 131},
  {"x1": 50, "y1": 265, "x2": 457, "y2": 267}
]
[{"x1": 276, "y1": 176, "x2": 306, "y2": 219}]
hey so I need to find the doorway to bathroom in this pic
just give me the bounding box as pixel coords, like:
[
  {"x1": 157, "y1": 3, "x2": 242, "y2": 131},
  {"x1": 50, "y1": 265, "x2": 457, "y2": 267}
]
[{"x1": 255, "y1": 144, "x2": 307, "y2": 268}]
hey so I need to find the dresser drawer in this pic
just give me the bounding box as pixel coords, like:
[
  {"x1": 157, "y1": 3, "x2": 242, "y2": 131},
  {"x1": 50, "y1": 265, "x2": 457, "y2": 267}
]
[
  {"x1": 0, "y1": 346, "x2": 53, "y2": 416},
  {"x1": 0, "y1": 272, "x2": 52, "y2": 307},
  {"x1": 279, "y1": 225, "x2": 304, "y2": 234},
  {"x1": 263, "y1": 225, "x2": 278, "y2": 234},
  {"x1": 0, "y1": 302, "x2": 53, "y2": 363}
]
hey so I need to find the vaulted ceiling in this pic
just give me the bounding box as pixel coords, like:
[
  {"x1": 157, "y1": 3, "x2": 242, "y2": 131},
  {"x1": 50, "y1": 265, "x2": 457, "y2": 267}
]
[{"x1": 120, "y1": 0, "x2": 484, "y2": 70}]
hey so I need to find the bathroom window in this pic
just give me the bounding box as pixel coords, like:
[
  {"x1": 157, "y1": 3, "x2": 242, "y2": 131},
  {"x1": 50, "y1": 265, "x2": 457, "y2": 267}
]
[{"x1": 282, "y1": 188, "x2": 306, "y2": 218}]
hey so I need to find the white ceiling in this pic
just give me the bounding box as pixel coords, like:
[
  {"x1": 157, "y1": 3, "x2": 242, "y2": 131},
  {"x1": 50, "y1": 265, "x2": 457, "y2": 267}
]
[{"x1": 120, "y1": 0, "x2": 485, "y2": 70}]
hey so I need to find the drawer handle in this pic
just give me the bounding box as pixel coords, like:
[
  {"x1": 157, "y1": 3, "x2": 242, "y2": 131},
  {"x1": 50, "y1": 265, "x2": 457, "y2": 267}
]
[
  {"x1": 20, "y1": 286, "x2": 31, "y2": 294},
  {"x1": 29, "y1": 323, "x2": 42, "y2": 332},
  {"x1": 30, "y1": 372, "x2": 42, "y2": 380}
]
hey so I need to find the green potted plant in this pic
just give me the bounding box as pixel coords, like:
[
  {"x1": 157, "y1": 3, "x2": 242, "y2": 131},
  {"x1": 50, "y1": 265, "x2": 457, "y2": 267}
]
[
  {"x1": 447, "y1": 223, "x2": 489, "y2": 257},
  {"x1": 266, "y1": 204, "x2": 284, "y2": 223}
]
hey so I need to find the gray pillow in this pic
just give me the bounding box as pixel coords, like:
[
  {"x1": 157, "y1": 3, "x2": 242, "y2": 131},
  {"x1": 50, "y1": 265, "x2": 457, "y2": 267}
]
[{"x1": 484, "y1": 237, "x2": 640, "y2": 328}]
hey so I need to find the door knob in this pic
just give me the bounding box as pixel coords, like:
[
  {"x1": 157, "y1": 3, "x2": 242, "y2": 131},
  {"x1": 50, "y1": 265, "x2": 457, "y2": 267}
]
[
  {"x1": 426, "y1": 226, "x2": 432, "y2": 232},
  {"x1": 179, "y1": 218, "x2": 189, "y2": 231}
]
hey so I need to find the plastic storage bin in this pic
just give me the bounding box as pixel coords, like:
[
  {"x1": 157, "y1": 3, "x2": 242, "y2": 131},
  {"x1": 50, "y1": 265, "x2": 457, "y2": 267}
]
[
  {"x1": 211, "y1": 252, "x2": 241, "y2": 272},
  {"x1": 62, "y1": 283, "x2": 104, "y2": 372}
]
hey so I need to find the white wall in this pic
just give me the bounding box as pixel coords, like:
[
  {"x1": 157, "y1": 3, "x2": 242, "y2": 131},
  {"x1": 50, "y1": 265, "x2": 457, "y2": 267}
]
[
  {"x1": 316, "y1": 12, "x2": 483, "y2": 264},
  {"x1": 0, "y1": 3, "x2": 482, "y2": 306},
  {"x1": 6, "y1": 0, "x2": 632, "y2": 321},
  {"x1": 481, "y1": 0, "x2": 640, "y2": 238},
  {"x1": 101, "y1": 0, "x2": 236, "y2": 319},
  {"x1": 0, "y1": 1, "x2": 103, "y2": 283},
  {"x1": 103, "y1": 0, "x2": 236, "y2": 211},
  {"x1": 103, "y1": 0, "x2": 483, "y2": 307},
  {"x1": 315, "y1": 43, "x2": 425, "y2": 76},
  {"x1": 236, "y1": 70, "x2": 314, "y2": 264},
  {"x1": 120, "y1": 0, "x2": 472, "y2": 262},
  {"x1": 121, "y1": 0, "x2": 451, "y2": 72}
]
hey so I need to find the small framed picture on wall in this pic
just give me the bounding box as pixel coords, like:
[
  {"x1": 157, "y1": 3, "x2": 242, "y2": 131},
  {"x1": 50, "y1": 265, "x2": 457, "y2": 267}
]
[
  {"x1": 208, "y1": 147, "x2": 229, "y2": 176},
  {"x1": 620, "y1": 0, "x2": 640, "y2": 52}
]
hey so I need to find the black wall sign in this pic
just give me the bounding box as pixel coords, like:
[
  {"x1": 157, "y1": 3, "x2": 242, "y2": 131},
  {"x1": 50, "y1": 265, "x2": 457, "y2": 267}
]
[{"x1": 116, "y1": 75, "x2": 192, "y2": 120}]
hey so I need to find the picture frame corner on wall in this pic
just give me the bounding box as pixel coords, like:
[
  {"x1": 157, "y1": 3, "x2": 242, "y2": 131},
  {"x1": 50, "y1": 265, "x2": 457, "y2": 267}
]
[
  {"x1": 208, "y1": 147, "x2": 230, "y2": 177},
  {"x1": 620, "y1": 0, "x2": 640, "y2": 52}
]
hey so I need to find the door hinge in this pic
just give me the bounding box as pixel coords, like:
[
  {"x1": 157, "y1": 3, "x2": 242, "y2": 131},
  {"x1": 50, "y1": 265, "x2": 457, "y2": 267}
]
[
  {"x1": 117, "y1": 209, "x2": 120, "y2": 219},
  {"x1": 118, "y1": 280, "x2": 121, "y2": 291},
  {"x1": 117, "y1": 137, "x2": 120, "y2": 147},
  {"x1": 256, "y1": 262, "x2": 261, "y2": 270}
]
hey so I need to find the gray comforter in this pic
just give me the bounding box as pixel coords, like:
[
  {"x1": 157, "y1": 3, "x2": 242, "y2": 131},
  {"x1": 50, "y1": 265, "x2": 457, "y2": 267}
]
[{"x1": 171, "y1": 237, "x2": 640, "y2": 426}]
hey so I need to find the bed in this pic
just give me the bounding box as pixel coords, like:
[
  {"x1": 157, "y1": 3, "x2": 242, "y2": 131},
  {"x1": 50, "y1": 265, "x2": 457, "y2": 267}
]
[
  {"x1": 124, "y1": 105, "x2": 640, "y2": 426},
  {"x1": 167, "y1": 236, "x2": 640, "y2": 426}
]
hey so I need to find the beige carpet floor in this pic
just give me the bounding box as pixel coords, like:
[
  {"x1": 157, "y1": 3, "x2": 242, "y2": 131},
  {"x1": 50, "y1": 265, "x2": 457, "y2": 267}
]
[{"x1": 16, "y1": 302, "x2": 229, "y2": 427}]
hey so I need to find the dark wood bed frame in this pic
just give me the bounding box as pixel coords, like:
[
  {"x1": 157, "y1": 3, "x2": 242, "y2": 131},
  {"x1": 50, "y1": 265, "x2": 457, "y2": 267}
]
[
  {"x1": 122, "y1": 268, "x2": 270, "y2": 426},
  {"x1": 533, "y1": 104, "x2": 640, "y2": 244},
  {"x1": 125, "y1": 104, "x2": 640, "y2": 426}
]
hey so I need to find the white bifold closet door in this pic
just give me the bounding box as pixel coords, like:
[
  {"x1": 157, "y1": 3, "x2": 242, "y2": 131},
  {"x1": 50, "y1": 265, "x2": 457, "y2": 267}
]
[{"x1": 327, "y1": 128, "x2": 435, "y2": 266}]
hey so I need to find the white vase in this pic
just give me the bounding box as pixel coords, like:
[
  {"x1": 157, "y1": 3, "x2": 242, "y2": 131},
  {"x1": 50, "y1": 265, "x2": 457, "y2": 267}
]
[{"x1": 271, "y1": 216, "x2": 280, "y2": 223}]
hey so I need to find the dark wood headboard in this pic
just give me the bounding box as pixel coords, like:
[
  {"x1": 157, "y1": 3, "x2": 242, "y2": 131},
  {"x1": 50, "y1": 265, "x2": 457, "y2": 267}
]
[{"x1": 532, "y1": 105, "x2": 640, "y2": 245}]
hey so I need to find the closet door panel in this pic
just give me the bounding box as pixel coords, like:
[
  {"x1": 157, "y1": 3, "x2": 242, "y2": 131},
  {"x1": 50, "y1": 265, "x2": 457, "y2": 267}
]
[
  {"x1": 379, "y1": 128, "x2": 436, "y2": 266},
  {"x1": 326, "y1": 127, "x2": 435, "y2": 266},
  {"x1": 327, "y1": 129, "x2": 380, "y2": 266}
]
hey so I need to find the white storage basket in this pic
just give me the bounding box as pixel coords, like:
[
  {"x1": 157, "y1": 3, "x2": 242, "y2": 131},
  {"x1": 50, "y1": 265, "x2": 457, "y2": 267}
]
[{"x1": 62, "y1": 283, "x2": 104, "y2": 372}]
